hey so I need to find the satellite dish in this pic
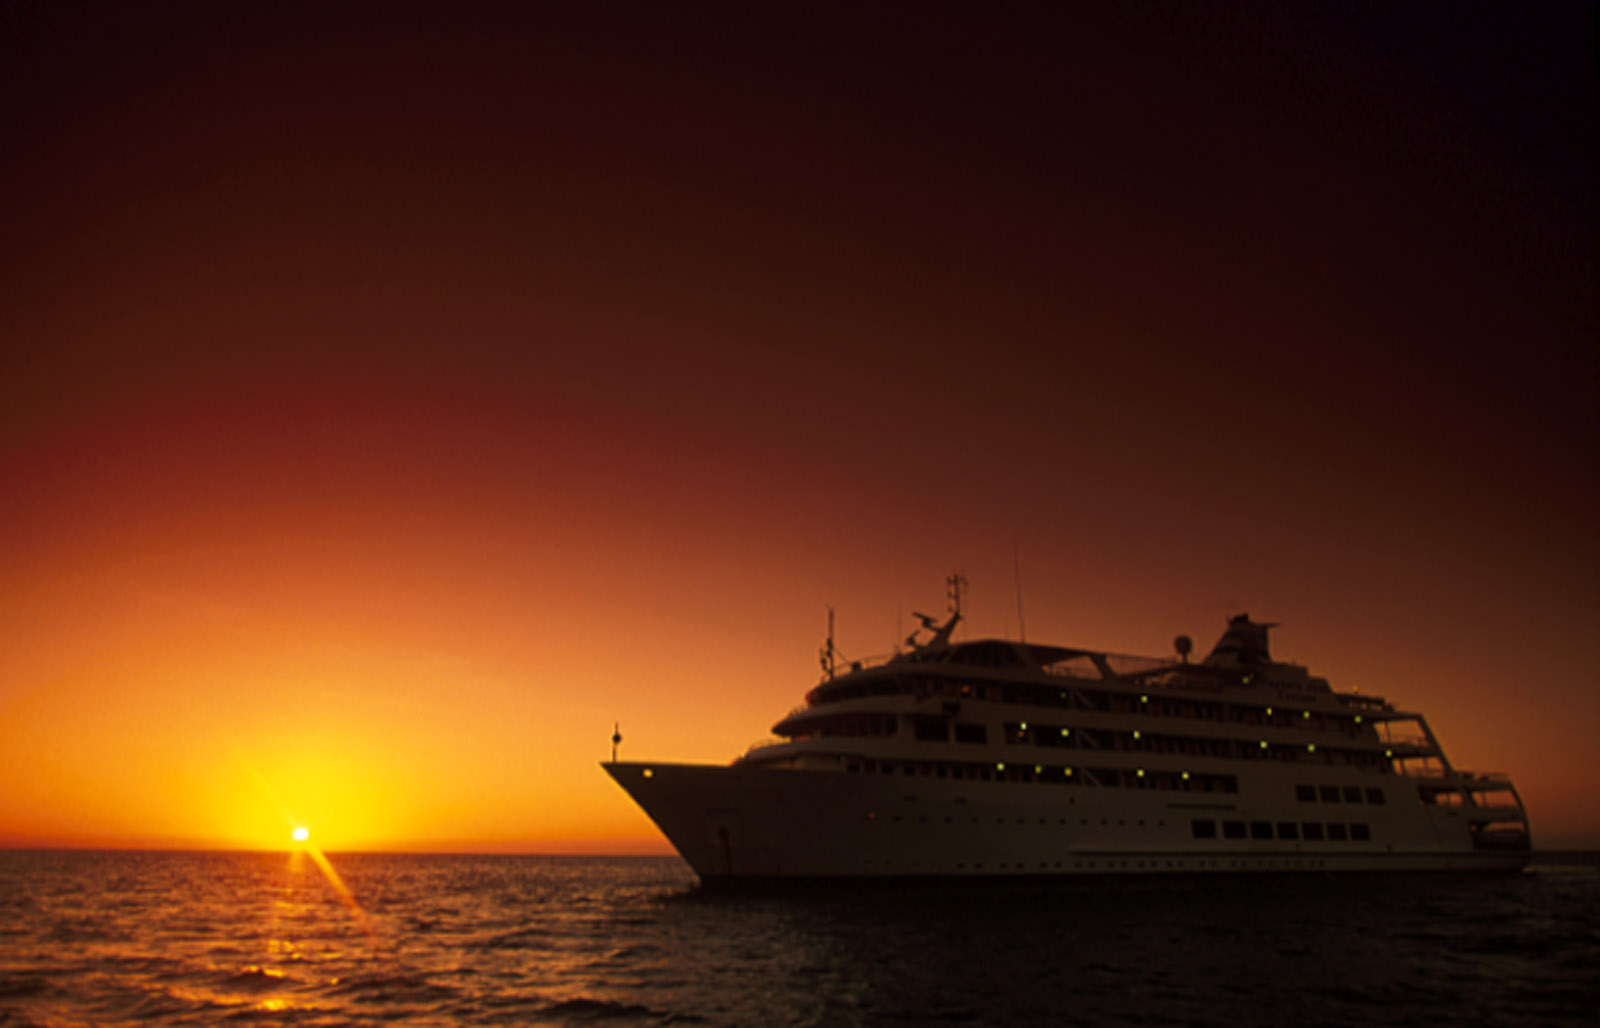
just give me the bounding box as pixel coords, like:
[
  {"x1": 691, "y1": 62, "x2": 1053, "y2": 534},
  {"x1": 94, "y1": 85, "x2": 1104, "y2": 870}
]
[{"x1": 1174, "y1": 635, "x2": 1193, "y2": 662}]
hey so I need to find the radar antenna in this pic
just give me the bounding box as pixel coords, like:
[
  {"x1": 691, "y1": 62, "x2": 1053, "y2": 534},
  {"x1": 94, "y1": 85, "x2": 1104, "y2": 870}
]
[{"x1": 907, "y1": 572, "x2": 967, "y2": 651}]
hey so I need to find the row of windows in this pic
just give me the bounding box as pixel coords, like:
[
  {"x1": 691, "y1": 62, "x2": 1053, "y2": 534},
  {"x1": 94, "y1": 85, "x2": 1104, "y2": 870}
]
[
  {"x1": 797, "y1": 714, "x2": 1401, "y2": 780},
  {"x1": 1296, "y1": 784, "x2": 1386, "y2": 805},
  {"x1": 843, "y1": 758, "x2": 1239, "y2": 792},
  {"x1": 810, "y1": 673, "x2": 1378, "y2": 737},
  {"x1": 995, "y1": 720, "x2": 1394, "y2": 772},
  {"x1": 1001, "y1": 721, "x2": 1392, "y2": 768},
  {"x1": 799, "y1": 710, "x2": 1402, "y2": 774},
  {"x1": 866, "y1": 812, "x2": 1174, "y2": 829},
  {"x1": 1192, "y1": 819, "x2": 1372, "y2": 842},
  {"x1": 799, "y1": 715, "x2": 897, "y2": 739}
]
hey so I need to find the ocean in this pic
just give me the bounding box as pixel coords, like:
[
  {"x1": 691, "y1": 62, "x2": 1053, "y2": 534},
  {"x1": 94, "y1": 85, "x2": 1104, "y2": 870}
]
[{"x1": 0, "y1": 851, "x2": 1595, "y2": 1027}]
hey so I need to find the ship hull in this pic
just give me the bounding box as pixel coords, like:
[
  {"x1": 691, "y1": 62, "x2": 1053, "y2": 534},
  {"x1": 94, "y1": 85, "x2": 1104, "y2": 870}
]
[{"x1": 605, "y1": 762, "x2": 1531, "y2": 881}]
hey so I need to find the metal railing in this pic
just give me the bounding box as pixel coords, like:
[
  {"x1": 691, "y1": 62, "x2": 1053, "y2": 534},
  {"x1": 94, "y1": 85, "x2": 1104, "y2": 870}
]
[
  {"x1": 1377, "y1": 728, "x2": 1431, "y2": 746},
  {"x1": 740, "y1": 737, "x2": 787, "y2": 758},
  {"x1": 1469, "y1": 803, "x2": 1525, "y2": 817},
  {"x1": 1394, "y1": 765, "x2": 1514, "y2": 783}
]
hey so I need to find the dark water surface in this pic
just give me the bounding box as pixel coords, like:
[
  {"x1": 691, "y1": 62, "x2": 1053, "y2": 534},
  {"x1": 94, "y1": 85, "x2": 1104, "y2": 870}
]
[{"x1": 1, "y1": 851, "x2": 1595, "y2": 1026}]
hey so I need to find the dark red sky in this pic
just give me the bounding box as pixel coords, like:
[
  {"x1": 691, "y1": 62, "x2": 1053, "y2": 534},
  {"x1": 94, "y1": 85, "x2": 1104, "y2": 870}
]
[{"x1": 2, "y1": 2, "x2": 1595, "y2": 850}]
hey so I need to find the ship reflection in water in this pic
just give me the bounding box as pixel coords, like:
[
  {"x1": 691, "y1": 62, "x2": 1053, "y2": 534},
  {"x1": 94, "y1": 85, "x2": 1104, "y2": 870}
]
[
  {"x1": 608, "y1": 578, "x2": 1531, "y2": 881},
  {"x1": 0, "y1": 850, "x2": 1594, "y2": 1026}
]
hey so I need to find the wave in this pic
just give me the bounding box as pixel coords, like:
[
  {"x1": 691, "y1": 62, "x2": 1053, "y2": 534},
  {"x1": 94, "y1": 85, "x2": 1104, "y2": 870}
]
[
  {"x1": 219, "y1": 966, "x2": 297, "y2": 992},
  {"x1": 468, "y1": 925, "x2": 559, "y2": 951},
  {"x1": 535, "y1": 996, "x2": 687, "y2": 1022},
  {"x1": 322, "y1": 971, "x2": 460, "y2": 1004},
  {"x1": 0, "y1": 974, "x2": 51, "y2": 1000}
]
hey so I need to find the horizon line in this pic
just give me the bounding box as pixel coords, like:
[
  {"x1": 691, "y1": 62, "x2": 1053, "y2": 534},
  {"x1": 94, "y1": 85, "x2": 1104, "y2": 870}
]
[{"x1": 0, "y1": 843, "x2": 686, "y2": 858}]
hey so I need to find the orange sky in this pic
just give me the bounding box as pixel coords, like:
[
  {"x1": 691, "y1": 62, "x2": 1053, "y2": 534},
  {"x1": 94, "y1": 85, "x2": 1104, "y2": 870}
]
[{"x1": 2, "y1": 3, "x2": 1595, "y2": 851}]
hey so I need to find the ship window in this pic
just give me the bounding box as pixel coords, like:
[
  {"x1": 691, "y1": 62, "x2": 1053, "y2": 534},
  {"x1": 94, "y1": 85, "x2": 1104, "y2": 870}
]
[
  {"x1": 1319, "y1": 786, "x2": 1341, "y2": 803},
  {"x1": 1296, "y1": 784, "x2": 1317, "y2": 802},
  {"x1": 1250, "y1": 821, "x2": 1273, "y2": 840},
  {"x1": 954, "y1": 723, "x2": 987, "y2": 744},
  {"x1": 1302, "y1": 822, "x2": 1324, "y2": 841},
  {"x1": 1365, "y1": 788, "x2": 1386, "y2": 805},
  {"x1": 1342, "y1": 786, "x2": 1363, "y2": 804},
  {"x1": 1327, "y1": 823, "x2": 1349, "y2": 841},
  {"x1": 913, "y1": 717, "x2": 948, "y2": 742},
  {"x1": 1277, "y1": 822, "x2": 1299, "y2": 840},
  {"x1": 1350, "y1": 823, "x2": 1371, "y2": 842},
  {"x1": 1191, "y1": 819, "x2": 1217, "y2": 839},
  {"x1": 1223, "y1": 821, "x2": 1246, "y2": 839}
]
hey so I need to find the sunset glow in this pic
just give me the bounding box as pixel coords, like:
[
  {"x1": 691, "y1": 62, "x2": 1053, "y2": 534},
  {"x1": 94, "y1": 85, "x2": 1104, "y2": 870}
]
[{"x1": 1, "y1": 4, "x2": 1594, "y2": 854}]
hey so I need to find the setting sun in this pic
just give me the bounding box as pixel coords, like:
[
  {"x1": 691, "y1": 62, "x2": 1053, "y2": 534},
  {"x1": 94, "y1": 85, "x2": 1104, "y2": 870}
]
[{"x1": 292, "y1": 827, "x2": 309, "y2": 843}]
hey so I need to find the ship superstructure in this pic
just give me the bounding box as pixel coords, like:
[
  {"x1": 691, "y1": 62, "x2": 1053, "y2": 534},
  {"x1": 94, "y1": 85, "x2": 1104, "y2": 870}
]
[{"x1": 605, "y1": 579, "x2": 1531, "y2": 880}]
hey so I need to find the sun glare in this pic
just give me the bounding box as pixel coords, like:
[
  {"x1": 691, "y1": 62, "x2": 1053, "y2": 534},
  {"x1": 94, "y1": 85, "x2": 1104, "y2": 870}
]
[{"x1": 292, "y1": 826, "x2": 310, "y2": 843}]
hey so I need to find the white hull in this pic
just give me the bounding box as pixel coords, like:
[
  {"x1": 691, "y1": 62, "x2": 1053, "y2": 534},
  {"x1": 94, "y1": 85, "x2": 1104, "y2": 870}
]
[{"x1": 605, "y1": 762, "x2": 1530, "y2": 880}]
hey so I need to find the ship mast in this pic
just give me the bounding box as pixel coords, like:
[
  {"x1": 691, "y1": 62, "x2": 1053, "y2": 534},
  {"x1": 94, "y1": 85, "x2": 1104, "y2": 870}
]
[
  {"x1": 820, "y1": 605, "x2": 837, "y2": 681},
  {"x1": 948, "y1": 571, "x2": 967, "y2": 623},
  {"x1": 907, "y1": 572, "x2": 967, "y2": 651}
]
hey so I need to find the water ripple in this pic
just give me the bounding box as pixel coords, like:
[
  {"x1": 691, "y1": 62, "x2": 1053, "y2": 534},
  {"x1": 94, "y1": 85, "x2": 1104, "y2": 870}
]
[{"x1": 1, "y1": 852, "x2": 1596, "y2": 1027}]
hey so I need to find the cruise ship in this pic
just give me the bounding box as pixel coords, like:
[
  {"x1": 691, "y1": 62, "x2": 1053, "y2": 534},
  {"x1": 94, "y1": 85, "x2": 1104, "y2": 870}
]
[{"x1": 605, "y1": 578, "x2": 1531, "y2": 880}]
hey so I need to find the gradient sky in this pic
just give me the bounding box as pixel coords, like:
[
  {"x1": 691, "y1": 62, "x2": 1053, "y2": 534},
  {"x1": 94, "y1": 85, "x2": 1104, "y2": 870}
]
[{"x1": 2, "y1": 2, "x2": 1595, "y2": 852}]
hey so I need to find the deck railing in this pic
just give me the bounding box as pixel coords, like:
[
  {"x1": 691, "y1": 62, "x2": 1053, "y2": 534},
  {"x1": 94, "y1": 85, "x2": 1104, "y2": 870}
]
[
  {"x1": 741, "y1": 737, "x2": 786, "y2": 758},
  {"x1": 1338, "y1": 693, "x2": 1391, "y2": 710},
  {"x1": 1395, "y1": 765, "x2": 1514, "y2": 783}
]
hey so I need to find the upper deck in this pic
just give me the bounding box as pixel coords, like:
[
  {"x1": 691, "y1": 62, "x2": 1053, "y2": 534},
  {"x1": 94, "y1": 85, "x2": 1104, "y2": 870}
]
[{"x1": 805, "y1": 628, "x2": 1382, "y2": 719}]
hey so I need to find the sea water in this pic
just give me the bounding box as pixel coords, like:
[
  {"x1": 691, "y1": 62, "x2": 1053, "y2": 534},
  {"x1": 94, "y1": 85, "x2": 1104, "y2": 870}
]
[{"x1": 0, "y1": 850, "x2": 1595, "y2": 1026}]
